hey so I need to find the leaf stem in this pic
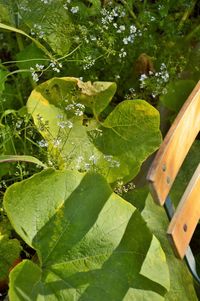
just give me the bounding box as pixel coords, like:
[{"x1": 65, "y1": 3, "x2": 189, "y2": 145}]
[
  {"x1": 0, "y1": 22, "x2": 54, "y2": 60},
  {"x1": 178, "y1": 1, "x2": 196, "y2": 31}
]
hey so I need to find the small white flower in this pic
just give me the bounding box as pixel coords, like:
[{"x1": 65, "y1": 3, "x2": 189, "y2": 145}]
[
  {"x1": 53, "y1": 138, "x2": 61, "y2": 147},
  {"x1": 16, "y1": 119, "x2": 23, "y2": 129},
  {"x1": 129, "y1": 87, "x2": 135, "y2": 93},
  {"x1": 38, "y1": 139, "x2": 48, "y2": 147},
  {"x1": 56, "y1": 114, "x2": 64, "y2": 119},
  {"x1": 58, "y1": 120, "x2": 73, "y2": 129},
  {"x1": 130, "y1": 25, "x2": 137, "y2": 34},
  {"x1": 84, "y1": 163, "x2": 91, "y2": 171},
  {"x1": 65, "y1": 104, "x2": 75, "y2": 111},
  {"x1": 76, "y1": 103, "x2": 85, "y2": 110},
  {"x1": 71, "y1": 6, "x2": 79, "y2": 14},
  {"x1": 89, "y1": 155, "x2": 97, "y2": 164},
  {"x1": 139, "y1": 74, "x2": 148, "y2": 81},
  {"x1": 120, "y1": 10, "x2": 126, "y2": 17},
  {"x1": 123, "y1": 37, "x2": 129, "y2": 45},
  {"x1": 30, "y1": 69, "x2": 39, "y2": 82},
  {"x1": 90, "y1": 35, "x2": 97, "y2": 41},
  {"x1": 110, "y1": 160, "x2": 120, "y2": 168},
  {"x1": 77, "y1": 156, "x2": 84, "y2": 163},
  {"x1": 35, "y1": 64, "x2": 44, "y2": 70},
  {"x1": 119, "y1": 48, "x2": 127, "y2": 58},
  {"x1": 117, "y1": 25, "x2": 125, "y2": 33},
  {"x1": 75, "y1": 109, "x2": 84, "y2": 116},
  {"x1": 104, "y1": 155, "x2": 113, "y2": 162}
]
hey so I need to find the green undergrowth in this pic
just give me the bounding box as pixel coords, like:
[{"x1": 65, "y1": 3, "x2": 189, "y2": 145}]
[{"x1": 0, "y1": 0, "x2": 200, "y2": 300}]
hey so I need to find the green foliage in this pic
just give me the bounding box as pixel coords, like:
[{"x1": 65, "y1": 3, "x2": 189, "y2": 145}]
[
  {"x1": 0, "y1": 216, "x2": 22, "y2": 282},
  {"x1": 142, "y1": 194, "x2": 198, "y2": 301},
  {"x1": 160, "y1": 80, "x2": 196, "y2": 112},
  {"x1": 1, "y1": 0, "x2": 200, "y2": 98},
  {"x1": 0, "y1": 0, "x2": 200, "y2": 299},
  {"x1": 0, "y1": 235, "x2": 21, "y2": 282},
  {"x1": 5, "y1": 169, "x2": 169, "y2": 300},
  {"x1": 27, "y1": 77, "x2": 161, "y2": 184},
  {"x1": 16, "y1": 43, "x2": 47, "y2": 77}
]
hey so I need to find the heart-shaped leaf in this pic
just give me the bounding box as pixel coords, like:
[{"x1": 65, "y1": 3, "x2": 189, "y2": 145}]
[
  {"x1": 4, "y1": 169, "x2": 169, "y2": 300},
  {"x1": 27, "y1": 77, "x2": 162, "y2": 184}
]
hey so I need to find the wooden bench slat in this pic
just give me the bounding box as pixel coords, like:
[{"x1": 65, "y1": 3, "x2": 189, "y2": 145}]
[
  {"x1": 167, "y1": 164, "x2": 200, "y2": 259},
  {"x1": 147, "y1": 81, "x2": 200, "y2": 205}
]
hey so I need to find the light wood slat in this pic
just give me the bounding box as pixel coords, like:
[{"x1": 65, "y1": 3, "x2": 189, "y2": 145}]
[
  {"x1": 167, "y1": 164, "x2": 200, "y2": 259},
  {"x1": 147, "y1": 80, "x2": 200, "y2": 205}
]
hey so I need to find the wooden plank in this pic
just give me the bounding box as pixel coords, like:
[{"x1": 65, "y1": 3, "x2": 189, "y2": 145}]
[
  {"x1": 147, "y1": 81, "x2": 200, "y2": 205},
  {"x1": 167, "y1": 164, "x2": 200, "y2": 259}
]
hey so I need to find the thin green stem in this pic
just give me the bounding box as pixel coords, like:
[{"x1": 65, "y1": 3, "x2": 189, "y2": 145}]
[
  {"x1": 178, "y1": 1, "x2": 197, "y2": 31},
  {"x1": 0, "y1": 22, "x2": 54, "y2": 60},
  {"x1": 16, "y1": 33, "x2": 24, "y2": 51},
  {"x1": 120, "y1": 0, "x2": 141, "y2": 28}
]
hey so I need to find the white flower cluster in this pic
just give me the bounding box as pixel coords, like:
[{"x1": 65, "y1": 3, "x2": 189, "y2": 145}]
[
  {"x1": 139, "y1": 63, "x2": 169, "y2": 95},
  {"x1": 155, "y1": 63, "x2": 169, "y2": 83},
  {"x1": 116, "y1": 25, "x2": 126, "y2": 33},
  {"x1": 56, "y1": 113, "x2": 73, "y2": 131},
  {"x1": 16, "y1": 119, "x2": 23, "y2": 129},
  {"x1": 71, "y1": 6, "x2": 79, "y2": 14},
  {"x1": 30, "y1": 64, "x2": 44, "y2": 82},
  {"x1": 49, "y1": 61, "x2": 63, "y2": 73},
  {"x1": 119, "y1": 48, "x2": 127, "y2": 58},
  {"x1": 30, "y1": 68, "x2": 39, "y2": 82},
  {"x1": 38, "y1": 139, "x2": 48, "y2": 148},
  {"x1": 104, "y1": 155, "x2": 120, "y2": 168},
  {"x1": 124, "y1": 87, "x2": 136, "y2": 99},
  {"x1": 123, "y1": 25, "x2": 139, "y2": 45},
  {"x1": 63, "y1": 0, "x2": 79, "y2": 14},
  {"x1": 53, "y1": 138, "x2": 62, "y2": 148},
  {"x1": 74, "y1": 153, "x2": 120, "y2": 173},
  {"x1": 57, "y1": 120, "x2": 73, "y2": 129},
  {"x1": 63, "y1": 0, "x2": 71, "y2": 9},
  {"x1": 65, "y1": 101, "x2": 85, "y2": 116},
  {"x1": 139, "y1": 73, "x2": 148, "y2": 88},
  {"x1": 101, "y1": 7, "x2": 126, "y2": 29},
  {"x1": 83, "y1": 55, "x2": 95, "y2": 70},
  {"x1": 31, "y1": 24, "x2": 45, "y2": 39},
  {"x1": 75, "y1": 154, "x2": 99, "y2": 171},
  {"x1": 114, "y1": 181, "x2": 135, "y2": 195}
]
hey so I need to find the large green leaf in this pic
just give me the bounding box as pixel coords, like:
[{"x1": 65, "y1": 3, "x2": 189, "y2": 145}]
[
  {"x1": 142, "y1": 194, "x2": 198, "y2": 301},
  {"x1": 4, "y1": 169, "x2": 169, "y2": 300},
  {"x1": 18, "y1": 0, "x2": 73, "y2": 55},
  {"x1": 90, "y1": 100, "x2": 162, "y2": 183},
  {"x1": 27, "y1": 77, "x2": 162, "y2": 184},
  {"x1": 76, "y1": 79, "x2": 117, "y2": 116}
]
